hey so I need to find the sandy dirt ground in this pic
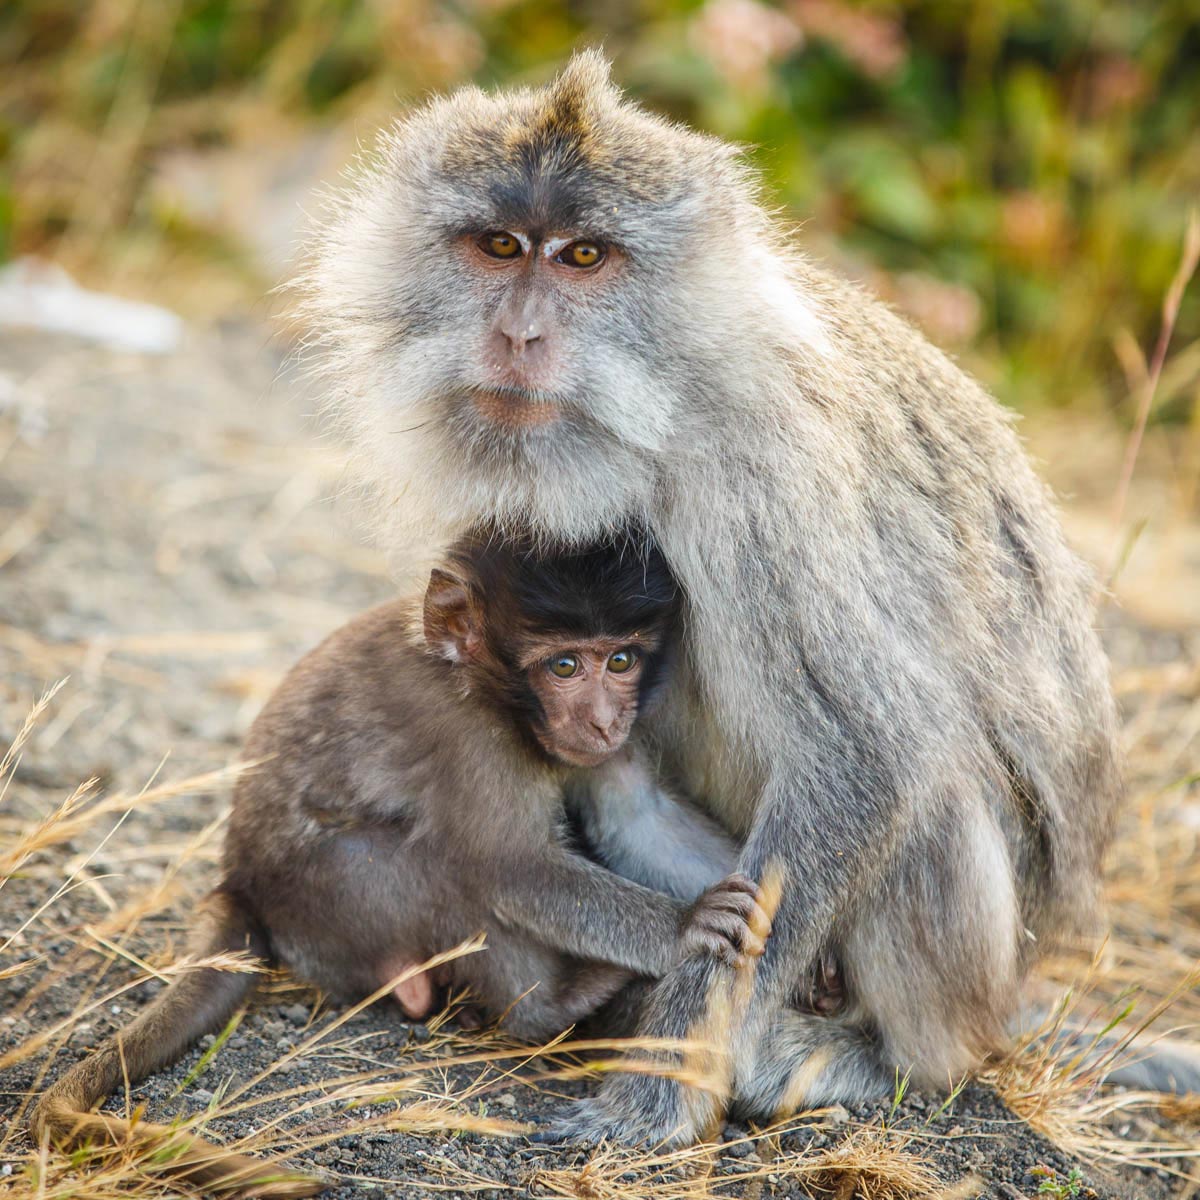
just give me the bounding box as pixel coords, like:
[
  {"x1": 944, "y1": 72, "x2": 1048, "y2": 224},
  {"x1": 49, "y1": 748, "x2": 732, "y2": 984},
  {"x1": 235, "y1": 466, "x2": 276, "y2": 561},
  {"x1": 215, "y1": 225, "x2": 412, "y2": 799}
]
[{"x1": 1, "y1": 325, "x2": 1197, "y2": 1199}]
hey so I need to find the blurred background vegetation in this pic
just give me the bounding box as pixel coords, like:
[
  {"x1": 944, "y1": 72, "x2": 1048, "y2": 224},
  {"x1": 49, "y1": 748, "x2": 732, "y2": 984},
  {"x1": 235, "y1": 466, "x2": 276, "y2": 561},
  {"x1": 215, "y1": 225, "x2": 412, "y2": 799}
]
[{"x1": 1, "y1": 0, "x2": 1198, "y2": 426}]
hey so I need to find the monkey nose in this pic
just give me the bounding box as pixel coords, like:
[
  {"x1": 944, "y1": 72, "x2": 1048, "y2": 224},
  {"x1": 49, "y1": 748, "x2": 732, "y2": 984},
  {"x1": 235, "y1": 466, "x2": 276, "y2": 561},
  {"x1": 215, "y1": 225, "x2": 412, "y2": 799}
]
[
  {"x1": 590, "y1": 717, "x2": 617, "y2": 742},
  {"x1": 501, "y1": 325, "x2": 542, "y2": 356}
]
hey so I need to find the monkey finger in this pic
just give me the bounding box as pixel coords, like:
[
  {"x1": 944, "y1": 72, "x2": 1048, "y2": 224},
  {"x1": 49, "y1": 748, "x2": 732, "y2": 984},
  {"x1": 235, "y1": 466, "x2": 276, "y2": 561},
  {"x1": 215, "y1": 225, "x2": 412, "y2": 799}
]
[
  {"x1": 739, "y1": 928, "x2": 767, "y2": 957},
  {"x1": 686, "y1": 916, "x2": 739, "y2": 964},
  {"x1": 690, "y1": 911, "x2": 755, "y2": 955},
  {"x1": 683, "y1": 927, "x2": 740, "y2": 966},
  {"x1": 700, "y1": 891, "x2": 757, "y2": 916},
  {"x1": 700, "y1": 891, "x2": 771, "y2": 936},
  {"x1": 708, "y1": 873, "x2": 760, "y2": 898}
]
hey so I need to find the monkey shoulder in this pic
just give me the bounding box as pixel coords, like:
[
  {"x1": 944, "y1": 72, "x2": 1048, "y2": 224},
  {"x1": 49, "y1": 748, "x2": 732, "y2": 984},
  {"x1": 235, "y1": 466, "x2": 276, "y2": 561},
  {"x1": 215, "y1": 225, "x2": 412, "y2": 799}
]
[{"x1": 231, "y1": 598, "x2": 555, "y2": 843}]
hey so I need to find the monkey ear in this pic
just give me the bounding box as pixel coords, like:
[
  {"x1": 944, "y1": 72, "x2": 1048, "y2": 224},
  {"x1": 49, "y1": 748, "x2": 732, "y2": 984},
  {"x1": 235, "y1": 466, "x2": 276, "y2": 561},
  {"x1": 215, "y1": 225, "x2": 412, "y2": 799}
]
[{"x1": 423, "y1": 569, "x2": 482, "y2": 663}]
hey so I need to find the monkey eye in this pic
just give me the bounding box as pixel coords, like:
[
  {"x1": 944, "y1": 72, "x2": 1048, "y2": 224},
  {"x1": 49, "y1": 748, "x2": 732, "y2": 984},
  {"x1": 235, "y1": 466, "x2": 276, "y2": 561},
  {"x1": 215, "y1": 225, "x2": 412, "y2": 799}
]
[
  {"x1": 480, "y1": 232, "x2": 523, "y2": 259},
  {"x1": 607, "y1": 648, "x2": 638, "y2": 673},
  {"x1": 557, "y1": 240, "x2": 605, "y2": 268},
  {"x1": 549, "y1": 654, "x2": 580, "y2": 678}
]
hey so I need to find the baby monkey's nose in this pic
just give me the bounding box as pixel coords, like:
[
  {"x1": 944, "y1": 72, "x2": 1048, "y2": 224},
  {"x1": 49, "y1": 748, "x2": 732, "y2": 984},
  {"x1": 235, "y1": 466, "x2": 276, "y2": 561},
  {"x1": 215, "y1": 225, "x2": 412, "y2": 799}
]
[{"x1": 588, "y1": 704, "x2": 618, "y2": 740}]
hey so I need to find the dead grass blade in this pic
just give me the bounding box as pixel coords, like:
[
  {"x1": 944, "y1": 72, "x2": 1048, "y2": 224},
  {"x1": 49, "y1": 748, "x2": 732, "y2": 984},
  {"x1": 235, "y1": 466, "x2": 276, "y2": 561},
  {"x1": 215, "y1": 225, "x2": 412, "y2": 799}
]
[{"x1": 983, "y1": 960, "x2": 1200, "y2": 1169}]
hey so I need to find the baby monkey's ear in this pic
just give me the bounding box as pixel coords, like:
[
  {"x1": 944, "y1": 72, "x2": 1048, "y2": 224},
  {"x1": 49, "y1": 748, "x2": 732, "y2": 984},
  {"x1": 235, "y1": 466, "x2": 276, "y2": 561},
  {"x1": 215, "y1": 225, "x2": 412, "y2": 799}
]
[{"x1": 423, "y1": 569, "x2": 482, "y2": 663}]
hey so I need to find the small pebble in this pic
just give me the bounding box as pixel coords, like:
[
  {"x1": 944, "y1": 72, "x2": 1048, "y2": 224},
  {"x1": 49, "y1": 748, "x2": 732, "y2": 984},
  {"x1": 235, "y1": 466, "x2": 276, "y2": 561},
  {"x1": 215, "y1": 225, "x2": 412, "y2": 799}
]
[
  {"x1": 719, "y1": 1158, "x2": 758, "y2": 1175},
  {"x1": 283, "y1": 1003, "x2": 309, "y2": 1026},
  {"x1": 412, "y1": 1024, "x2": 431, "y2": 1043}
]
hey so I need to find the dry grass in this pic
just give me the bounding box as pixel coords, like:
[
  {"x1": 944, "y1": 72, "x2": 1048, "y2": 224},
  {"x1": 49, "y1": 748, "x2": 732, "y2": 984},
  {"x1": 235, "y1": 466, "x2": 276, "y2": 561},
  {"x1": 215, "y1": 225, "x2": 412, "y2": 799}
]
[
  {"x1": 529, "y1": 1119, "x2": 943, "y2": 1200},
  {"x1": 983, "y1": 960, "x2": 1200, "y2": 1169},
  {"x1": 3, "y1": 673, "x2": 1197, "y2": 1200}
]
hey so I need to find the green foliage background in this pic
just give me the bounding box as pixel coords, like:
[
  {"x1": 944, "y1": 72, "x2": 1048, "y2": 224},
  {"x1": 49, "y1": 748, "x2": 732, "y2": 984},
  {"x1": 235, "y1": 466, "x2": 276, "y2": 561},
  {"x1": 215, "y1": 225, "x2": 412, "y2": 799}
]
[{"x1": 2, "y1": 0, "x2": 1198, "y2": 418}]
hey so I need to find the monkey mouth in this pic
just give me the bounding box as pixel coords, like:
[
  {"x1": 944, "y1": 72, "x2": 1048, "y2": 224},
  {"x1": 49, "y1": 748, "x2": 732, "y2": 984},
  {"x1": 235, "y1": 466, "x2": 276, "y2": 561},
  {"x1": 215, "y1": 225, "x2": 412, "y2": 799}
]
[
  {"x1": 555, "y1": 745, "x2": 620, "y2": 768},
  {"x1": 536, "y1": 730, "x2": 624, "y2": 769},
  {"x1": 469, "y1": 386, "x2": 562, "y2": 430}
]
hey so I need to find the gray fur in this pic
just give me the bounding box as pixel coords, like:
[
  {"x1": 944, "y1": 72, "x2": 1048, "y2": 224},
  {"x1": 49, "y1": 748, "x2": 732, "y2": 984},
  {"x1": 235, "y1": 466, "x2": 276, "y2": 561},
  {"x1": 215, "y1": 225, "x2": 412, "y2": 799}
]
[
  {"x1": 295, "y1": 52, "x2": 1125, "y2": 1142},
  {"x1": 569, "y1": 749, "x2": 738, "y2": 900}
]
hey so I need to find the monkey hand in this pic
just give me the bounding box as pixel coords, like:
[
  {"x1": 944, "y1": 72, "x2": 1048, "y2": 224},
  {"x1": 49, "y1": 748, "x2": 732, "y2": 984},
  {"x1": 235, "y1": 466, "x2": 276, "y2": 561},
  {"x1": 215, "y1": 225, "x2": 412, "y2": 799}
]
[{"x1": 679, "y1": 873, "x2": 769, "y2": 966}]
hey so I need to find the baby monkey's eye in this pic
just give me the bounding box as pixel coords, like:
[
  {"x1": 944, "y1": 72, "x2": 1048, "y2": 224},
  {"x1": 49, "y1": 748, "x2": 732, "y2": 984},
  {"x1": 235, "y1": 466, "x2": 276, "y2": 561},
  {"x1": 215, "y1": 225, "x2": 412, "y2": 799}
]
[
  {"x1": 558, "y1": 240, "x2": 605, "y2": 268},
  {"x1": 549, "y1": 654, "x2": 580, "y2": 678},
  {"x1": 481, "y1": 232, "x2": 522, "y2": 259},
  {"x1": 607, "y1": 648, "x2": 638, "y2": 673}
]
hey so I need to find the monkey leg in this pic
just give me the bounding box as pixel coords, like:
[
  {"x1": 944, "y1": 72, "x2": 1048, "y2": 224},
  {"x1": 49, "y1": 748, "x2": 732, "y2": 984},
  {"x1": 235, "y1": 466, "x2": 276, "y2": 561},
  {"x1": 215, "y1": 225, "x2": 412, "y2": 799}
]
[
  {"x1": 452, "y1": 924, "x2": 635, "y2": 1042},
  {"x1": 377, "y1": 955, "x2": 437, "y2": 1018},
  {"x1": 31, "y1": 889, "x2": 323, "y2": 1199},
  {"x1": 578, "y1": 976, "x2": 656, "y2": 1038},
  {"x1": 548, "y1": 801, "x2": 1022, "y2": 1145},
  {"x1": 540, "y1": 952, "x2": 735, "y2": 1145},
  {"x1": 735, "y1": 802, "x2": 1023, "y2": 1118}
]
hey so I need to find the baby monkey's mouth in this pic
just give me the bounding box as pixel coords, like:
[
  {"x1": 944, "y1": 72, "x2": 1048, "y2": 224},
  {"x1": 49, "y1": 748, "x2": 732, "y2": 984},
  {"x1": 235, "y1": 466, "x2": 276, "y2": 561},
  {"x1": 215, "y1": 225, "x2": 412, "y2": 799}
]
[
  {"x1": 469, "y1": 385, "x2": 562, "y2": 430},
  {"x1": 555, "y1": 744, "x2": 619, "y2": 769},
  {"x1": 537, "y1": 725, "x2": 636, "y2": 770}
]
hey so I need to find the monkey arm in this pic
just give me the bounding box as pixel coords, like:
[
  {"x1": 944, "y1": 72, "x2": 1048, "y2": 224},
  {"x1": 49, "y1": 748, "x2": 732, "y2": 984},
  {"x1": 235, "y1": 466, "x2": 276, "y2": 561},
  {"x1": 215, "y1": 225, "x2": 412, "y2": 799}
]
[
  {"x1": 486, "y1": 850, "x2": 693, "y2": 976},
  {"x1": 568, "y1": 750, "x2": 739, "y2": 901},
  {"x1": 487, "y1": 849, "x2": 764, "y2": 978}
]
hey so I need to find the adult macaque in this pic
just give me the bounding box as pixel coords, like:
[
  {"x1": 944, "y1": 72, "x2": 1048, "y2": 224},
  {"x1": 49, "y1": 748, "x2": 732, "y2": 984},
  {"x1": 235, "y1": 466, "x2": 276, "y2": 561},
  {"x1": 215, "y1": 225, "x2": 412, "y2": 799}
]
[
  {"x1": 294, "y1": 51, "x2": 1186, "y2": 1143},
  {"x1": 31, "y1": 529, "x2": 766, "y2": 1195}
]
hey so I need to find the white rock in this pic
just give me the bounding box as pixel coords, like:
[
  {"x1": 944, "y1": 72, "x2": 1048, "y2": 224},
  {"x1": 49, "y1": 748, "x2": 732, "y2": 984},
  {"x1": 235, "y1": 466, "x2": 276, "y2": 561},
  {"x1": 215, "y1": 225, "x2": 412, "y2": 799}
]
[{"x1": 0, "y1": 258, "x2": 182, "y2": 354}]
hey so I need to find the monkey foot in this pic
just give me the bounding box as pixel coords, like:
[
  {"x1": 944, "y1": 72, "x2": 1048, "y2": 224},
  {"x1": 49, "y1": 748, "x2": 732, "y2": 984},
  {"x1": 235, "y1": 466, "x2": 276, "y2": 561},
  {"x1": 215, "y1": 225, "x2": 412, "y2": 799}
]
[{"x1": 534, "y1": 1074, "x2": 705, "y2": 1148}]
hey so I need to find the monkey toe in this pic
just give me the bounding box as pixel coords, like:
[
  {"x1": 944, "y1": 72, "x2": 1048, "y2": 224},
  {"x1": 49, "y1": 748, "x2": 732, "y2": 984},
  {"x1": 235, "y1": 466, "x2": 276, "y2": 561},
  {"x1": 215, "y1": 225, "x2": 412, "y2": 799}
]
[{"x1": 454, "y1": 1004, "x2": 486, "y2": 1030}]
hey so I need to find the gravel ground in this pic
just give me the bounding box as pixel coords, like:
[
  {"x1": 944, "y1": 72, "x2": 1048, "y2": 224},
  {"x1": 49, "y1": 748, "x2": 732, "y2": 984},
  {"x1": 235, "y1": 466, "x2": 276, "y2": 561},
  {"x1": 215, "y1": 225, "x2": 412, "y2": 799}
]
[{"x1": 0, "y1": 327, "x2": 1195, "y2": 1199}]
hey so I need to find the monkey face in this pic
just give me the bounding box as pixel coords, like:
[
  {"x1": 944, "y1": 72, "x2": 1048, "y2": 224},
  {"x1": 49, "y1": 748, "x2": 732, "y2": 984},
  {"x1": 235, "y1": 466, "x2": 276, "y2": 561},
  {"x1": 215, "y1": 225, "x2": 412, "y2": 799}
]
[
  {"x1": 424, "y1": 528, "x2": 679, "y2": 766},
  {"x1": 301, "y1": 52, "x2": 789, "y2": 551},
  {"x1": 525, "y1": 641, "x2": 646, "y2": 768}
]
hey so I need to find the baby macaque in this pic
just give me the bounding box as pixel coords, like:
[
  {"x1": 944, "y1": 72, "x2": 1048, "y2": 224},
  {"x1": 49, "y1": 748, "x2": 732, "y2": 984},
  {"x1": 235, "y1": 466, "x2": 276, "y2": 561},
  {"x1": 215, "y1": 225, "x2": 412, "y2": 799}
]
[
  {"x1": 226, "y1": 527, "x2": 762, "y2": 1035},
  {"x1": 32, "y1": 530, "x2": 766, "y2": 1197}
]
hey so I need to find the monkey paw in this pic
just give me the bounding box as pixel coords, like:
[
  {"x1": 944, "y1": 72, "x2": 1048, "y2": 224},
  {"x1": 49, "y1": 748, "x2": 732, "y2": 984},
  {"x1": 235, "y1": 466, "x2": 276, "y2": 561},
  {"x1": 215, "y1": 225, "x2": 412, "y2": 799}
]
[
  {"x1": 681, "y1": 873, "x2": 769, "y2": 966},
  {"x1": 534, "y1": 1072, "x2": 707, "y2": 1148}
]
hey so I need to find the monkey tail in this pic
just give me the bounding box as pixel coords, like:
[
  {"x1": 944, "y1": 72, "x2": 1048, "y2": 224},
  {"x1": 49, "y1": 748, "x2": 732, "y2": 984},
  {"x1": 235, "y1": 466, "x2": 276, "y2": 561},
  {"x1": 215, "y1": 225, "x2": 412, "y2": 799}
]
[
  {"x1": 30, "y1": 888, "x2": 325, "y2": 1199},
  {"x1": 1011, "y1": 1005, "x2": 1200, "y2": 1097},
  {"x1": 1090, "y1": 1038, "x2": 1200, "y2": 1095}
]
